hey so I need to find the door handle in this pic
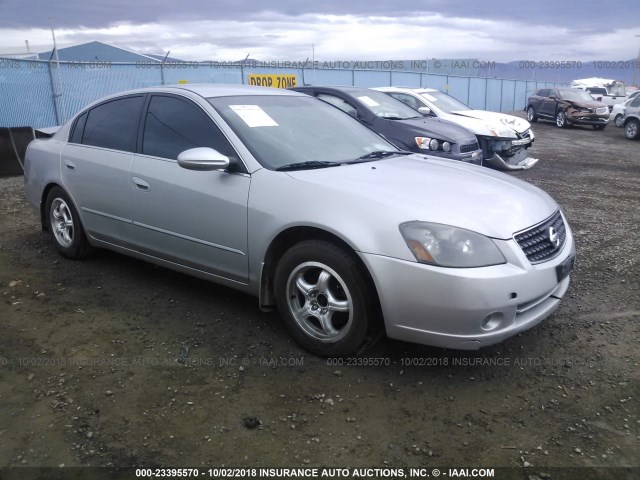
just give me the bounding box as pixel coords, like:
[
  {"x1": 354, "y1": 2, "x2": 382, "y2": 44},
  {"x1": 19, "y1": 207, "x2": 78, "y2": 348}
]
[
  {"x1": 64, "y1": 160, "x2": 76, "y2": 170},
  {"x1": 132, "y1": 177, "x2": 150, "y2": 191}
]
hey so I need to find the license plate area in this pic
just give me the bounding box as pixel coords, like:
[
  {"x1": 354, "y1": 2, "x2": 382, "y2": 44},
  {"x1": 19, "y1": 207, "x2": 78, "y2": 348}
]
[{"x1": 556, "y1": 254, "x2": 575, "y2": 282}]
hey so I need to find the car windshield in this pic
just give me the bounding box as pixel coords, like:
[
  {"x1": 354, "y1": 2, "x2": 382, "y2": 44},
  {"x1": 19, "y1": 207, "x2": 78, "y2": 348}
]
[
  {"x1": 608, "y1": 83, "x2": 626, "y2": 96},
  {"x1": 208, "y1": 95, "x2": 399, "y2": 170},
  {"x1": 348, "y1": 89, "x2": 423, "y2": 120},
  {"x1": 418, "y1": 90, "x2": 471, "y2": 113},
  {"x1": 559, "y1": 90, "x2": 595, "y2": 102}
]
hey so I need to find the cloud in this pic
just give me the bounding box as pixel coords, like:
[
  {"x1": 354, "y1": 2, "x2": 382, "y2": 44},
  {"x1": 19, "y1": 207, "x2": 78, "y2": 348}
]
[{"x1": 0, "y1": 1, "x2": 639, "y2": 62}]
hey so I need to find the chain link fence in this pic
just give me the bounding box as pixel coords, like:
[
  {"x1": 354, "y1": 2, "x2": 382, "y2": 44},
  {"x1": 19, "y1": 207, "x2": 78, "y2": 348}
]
[{"x1": 0, "y1": 58, "x2": 566, "y2": 128}]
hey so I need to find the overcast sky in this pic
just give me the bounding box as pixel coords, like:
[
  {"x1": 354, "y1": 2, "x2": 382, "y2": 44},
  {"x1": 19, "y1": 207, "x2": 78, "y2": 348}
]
[{"x1": 0, "y1": 0, "x2": 638, "y2": 62}]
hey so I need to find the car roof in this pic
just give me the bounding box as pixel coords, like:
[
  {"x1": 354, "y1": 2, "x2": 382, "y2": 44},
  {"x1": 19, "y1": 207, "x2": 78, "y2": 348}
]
[
  {"x1": 295, "y1": 85, "x2": 371, "y2": 93},
  {"x1": 374, "y1": 86, "x2": 437, "y2": 94},
  {"x1": 167, "y1": 84, "x2": 306, "y2": 98},
  {"x1": 100, "y1": 84, "x2": 307, "y2": 99}
]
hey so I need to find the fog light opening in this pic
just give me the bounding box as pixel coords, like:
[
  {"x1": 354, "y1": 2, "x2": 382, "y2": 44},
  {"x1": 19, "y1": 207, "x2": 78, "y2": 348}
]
[{"x1": 481, "y1": 312, "x2": 504, "y2": 331}]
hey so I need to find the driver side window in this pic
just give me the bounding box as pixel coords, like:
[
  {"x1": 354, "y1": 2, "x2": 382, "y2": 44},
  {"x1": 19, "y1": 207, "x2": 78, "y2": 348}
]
[
  {"x1": 317, "y1": 94, "x2": 356, "y2": 115},
  {"x1": 389, "y1": 93, "x2": 421, "y2": 111},
  {"x1": 142, "y1": 95, "x2": 236, "y2": 161}
]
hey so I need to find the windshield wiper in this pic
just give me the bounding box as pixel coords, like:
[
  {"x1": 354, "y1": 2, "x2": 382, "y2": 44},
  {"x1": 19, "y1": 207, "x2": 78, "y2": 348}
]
[
  {"x1": 276, "y1": 161, "x2": 340, "y2": 171},
  {"x1": 345, "y1": 150, "x2": 413, "y2": 164}
]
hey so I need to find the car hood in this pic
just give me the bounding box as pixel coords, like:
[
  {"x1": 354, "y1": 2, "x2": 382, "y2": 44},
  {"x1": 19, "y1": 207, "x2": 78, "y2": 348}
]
[
  {"x1": 391, "y1": 117, "x2": 477, "y2": 144},
  {"x1": 286, "y1": 155, "x2": 557, "y2": 239},
  {"x1": 450, "y1": 110, "x2": 531, "y2": 137}
]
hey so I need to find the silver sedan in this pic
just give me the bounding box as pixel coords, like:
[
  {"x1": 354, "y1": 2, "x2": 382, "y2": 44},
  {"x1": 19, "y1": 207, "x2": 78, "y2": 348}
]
[{"x1": 24, "y1": 85, "x2": 576, "y2": 356}]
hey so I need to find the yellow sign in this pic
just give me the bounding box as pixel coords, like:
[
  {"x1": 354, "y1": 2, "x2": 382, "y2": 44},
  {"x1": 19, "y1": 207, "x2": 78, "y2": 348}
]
[
  {"x1": 177, "y1": 80, "x2": 188, "y2": 84},
  {"x1": 248, "y1": 74, "x2": 298, "y2": 89}
]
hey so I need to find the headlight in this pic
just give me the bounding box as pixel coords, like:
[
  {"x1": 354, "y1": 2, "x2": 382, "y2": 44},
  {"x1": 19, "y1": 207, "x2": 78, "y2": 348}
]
[
  {"x1": 415, "y1": 137, "x2": 446, "y2": 151},
  {"x1": 399, "y1": 222, "x2": 506, "y2": 268}
]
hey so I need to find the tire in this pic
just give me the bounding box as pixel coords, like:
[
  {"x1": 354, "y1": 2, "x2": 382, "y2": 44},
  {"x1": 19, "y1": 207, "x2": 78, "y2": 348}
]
[
  {"x1": 625, "y1": 119, "x2": 640, "y2": 140},
  {"x1": 555, "y1": 110, "x2": 568, "y2": 128},
  {"x1": 273, "y1": 240, "x2": 381, "y2": 357},
  {"x1": 593, "y1": 124, "x2": 606, "y2": 130},
  {"x1": 526, "y1": 106, "x2": 538, "y2": 123},
  {"x1": 45, "y1": 187, "x2": 94, "y2": 259},
  {"x1": 614, "y1": 114, "x2": 624, "y2": 128}
]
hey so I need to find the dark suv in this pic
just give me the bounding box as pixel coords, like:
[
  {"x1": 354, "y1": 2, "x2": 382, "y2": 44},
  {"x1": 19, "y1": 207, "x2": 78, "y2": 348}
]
[{"x1": 526, "y1": 88, "x2": 610, "y2": 130}]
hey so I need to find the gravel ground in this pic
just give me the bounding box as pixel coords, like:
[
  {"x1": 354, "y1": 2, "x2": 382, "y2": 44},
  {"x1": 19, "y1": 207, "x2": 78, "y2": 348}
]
[{"x1": 0, "y1": 115, "x2": 638, "y2": 479}]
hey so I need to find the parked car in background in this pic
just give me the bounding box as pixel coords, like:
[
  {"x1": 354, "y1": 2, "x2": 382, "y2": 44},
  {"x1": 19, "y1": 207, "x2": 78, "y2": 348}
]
[
  {"x1": 526, "y1": 88, "x2": 610, "y2": 129},
  {"x1": 571, "y1": 78, "x2": 626, "y2": 111},
  {"x1": 622, "y1": 94, "x2": 640, "y2": 140},
  {"x1": 290, "y1": 85, "x2": 483, "y2": 164},
  {"x1": 24, "y1": 84, "x2": 575, "y2": 356},
  {"x1": 374, "y1": 86, "x2": 537, "y2": 171},
  {"x1": 611, "y1": 91, "x2": 640, "y2": 127}
]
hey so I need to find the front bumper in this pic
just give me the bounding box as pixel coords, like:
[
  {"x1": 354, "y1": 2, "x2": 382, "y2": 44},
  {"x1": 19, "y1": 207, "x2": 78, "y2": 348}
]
[
  {"x1": 426, "y1": 148, "x2": 483, "y2": 165},
  {"x1": 358, "y1": 230, "x2": 575, "y2": 350},
  {"x1": 480, "y1": 133, "x2": 537, "y2": 170},
  {"x1": 567, "y1": 112, "x2": 609, "y2": 126}
]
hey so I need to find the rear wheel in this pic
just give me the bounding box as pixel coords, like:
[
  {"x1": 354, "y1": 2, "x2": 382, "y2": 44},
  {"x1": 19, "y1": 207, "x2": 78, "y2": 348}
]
[
  {"x1": 526, "y1": 106, "x2": 537, "y2": 123},
  {"x1": 625, "y1": 119, "x2": 640, "y2": 140},
  {"x1": 555, "y1": 110, "x2": 568, "y2": 128},
  {"x1": 45, "y1": 187, "x2": 94, "y2": 259},
  {"x1": 274, "y1": 240, "x2": 381, "y2": 357}
]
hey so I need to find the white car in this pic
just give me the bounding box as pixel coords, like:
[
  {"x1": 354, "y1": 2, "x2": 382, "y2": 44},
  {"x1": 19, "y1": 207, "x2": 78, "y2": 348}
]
[
  {"x1": 612, "y1": 91, "x2": 640, "y2": 128},
  {"x1": 375, "y1": 87, "x2": 537, "y2": 170}
]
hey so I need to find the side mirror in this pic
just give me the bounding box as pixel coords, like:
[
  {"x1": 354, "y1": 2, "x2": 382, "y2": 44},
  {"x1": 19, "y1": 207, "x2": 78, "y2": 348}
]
[
  {"x1": 177, "y1": 147, "x2": 230, "y2": 171},
  {"x1": 346, "y1": 108, "x2": 358, "y2": 119},
  {"x1": 418, "y1": 106, "x2": 432, "y2": 116},
  {"x1": 548, "y1": 95, "x2": 557, "y2": 100}
]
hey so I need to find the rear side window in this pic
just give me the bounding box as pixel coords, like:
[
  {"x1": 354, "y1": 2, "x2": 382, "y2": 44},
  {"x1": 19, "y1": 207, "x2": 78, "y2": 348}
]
[
  {"x1": 142, "y1": 95, "x2": 235, "y2": 160},
  {"x1": 536, "y1": 89, "x2": 550, "y2": 97},
  {"x1": 82, "y1": 96, "x2": 145, "y2": 152},
  {"x1": 70, "y1": 112, "x2": 87, "y2": 144}
]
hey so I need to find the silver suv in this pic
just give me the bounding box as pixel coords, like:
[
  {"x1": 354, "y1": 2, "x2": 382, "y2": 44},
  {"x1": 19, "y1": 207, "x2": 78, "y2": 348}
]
[{"x1": 623, "y1": 95, "x2": 640, "y2": 140}]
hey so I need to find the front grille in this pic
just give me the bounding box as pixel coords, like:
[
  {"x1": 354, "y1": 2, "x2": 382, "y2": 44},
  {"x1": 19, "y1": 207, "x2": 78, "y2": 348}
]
[
  {"x1": 596, "y1": 107, "x2": 608, "y2": 115},
  {"x1": 460, "y1": 142, "x2": 479, "y2": 153},
  {"x1": 520, "y1": 129, "x2": 532, "y2": 139},
  {"x1": 514, "y1": 211, "x2": 567, "y2": 263}
]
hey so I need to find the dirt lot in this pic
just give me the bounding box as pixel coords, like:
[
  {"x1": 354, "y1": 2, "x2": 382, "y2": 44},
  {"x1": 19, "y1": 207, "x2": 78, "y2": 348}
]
[{"x1": 0, "y1": 115, "x2": 638, "y2": 479}]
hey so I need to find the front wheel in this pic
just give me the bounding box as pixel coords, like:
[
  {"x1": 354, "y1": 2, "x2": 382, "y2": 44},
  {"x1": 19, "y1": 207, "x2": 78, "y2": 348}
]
[
  {"x1": 526, "y1": 106, "x2": 538, "y2": 123},
  {"x1": 45, "y1": 187, "x2": 94, "y2": 259},
  {"x1": 614, "y1": 114, "x2": 624, "y2": 128},
  {"x1": 625, "y1": 119, "x2": 640, "y2": 140},
  {"x1": 274, "y1": 240, "x2": 381, "y2": 357},
  {"x1": 555, "y1": 110, "x2": 568, "y2": 128}
]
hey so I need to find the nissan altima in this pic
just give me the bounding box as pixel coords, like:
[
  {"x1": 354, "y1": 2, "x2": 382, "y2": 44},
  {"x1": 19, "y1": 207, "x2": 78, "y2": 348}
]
[{"x1": 24, "y1": 85, "x2": 575, "y2": 356}]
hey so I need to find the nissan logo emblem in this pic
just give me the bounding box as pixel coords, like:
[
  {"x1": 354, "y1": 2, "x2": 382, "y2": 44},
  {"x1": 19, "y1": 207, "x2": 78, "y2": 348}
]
[{"x1": 548, "y1": 226, "x2": 560, "y2": 249}]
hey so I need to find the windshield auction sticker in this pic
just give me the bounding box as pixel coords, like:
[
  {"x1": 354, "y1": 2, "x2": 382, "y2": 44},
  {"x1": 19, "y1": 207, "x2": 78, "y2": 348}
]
[{"x1": 229, "y1": 105, "x2": 279, "y2": 127}]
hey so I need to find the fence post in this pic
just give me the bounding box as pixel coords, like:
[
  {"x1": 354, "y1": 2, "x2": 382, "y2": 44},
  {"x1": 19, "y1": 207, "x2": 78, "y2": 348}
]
[
  {"x1": 484, "y1": 78, "x2": 488, "y2": 110},
  {"x1": 499, "y1": 79, "x2": 504, "y2": 112},
  {"x1": 47, "y1": 60, "x2": 61, "y2": 126}
]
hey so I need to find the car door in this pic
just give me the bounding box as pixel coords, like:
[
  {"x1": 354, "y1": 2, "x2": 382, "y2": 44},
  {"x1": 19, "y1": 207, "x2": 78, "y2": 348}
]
[
  {"x1": 130, "y1": 94, "x2": 250, "y2": 283},
  {"x1": 540, "y1": 89, "x2": 559, "y2": 117},
  {"x1": 61, "y1": 95, "x2": 145, "y2": 247}
]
